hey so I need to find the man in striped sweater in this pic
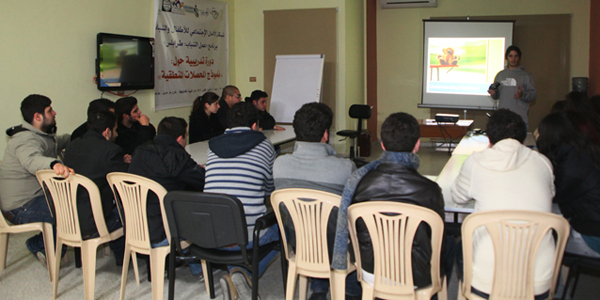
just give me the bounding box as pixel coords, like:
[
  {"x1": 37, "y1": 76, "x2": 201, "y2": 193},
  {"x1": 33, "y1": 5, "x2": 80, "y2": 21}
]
[{"x1": 204, "y1": 101, "x2": 278, "y2": 300}]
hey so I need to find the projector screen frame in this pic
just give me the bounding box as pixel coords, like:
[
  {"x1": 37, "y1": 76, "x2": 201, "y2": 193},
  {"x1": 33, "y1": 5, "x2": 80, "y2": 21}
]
[{"x1": 419, "y1": 19, "x2": 515, "y2": 110}]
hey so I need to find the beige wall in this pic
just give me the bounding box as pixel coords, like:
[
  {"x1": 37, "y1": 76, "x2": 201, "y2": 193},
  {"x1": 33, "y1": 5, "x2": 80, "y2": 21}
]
[
  {"x1": 0, "y1": 0, "x2": 192, "y2": 155},
  {"x1": 375, "y1": 0, "x2": 590, "y2": 135},
  {"x1": 230, "y1": 0, "x2": 365, "y2": 152}
]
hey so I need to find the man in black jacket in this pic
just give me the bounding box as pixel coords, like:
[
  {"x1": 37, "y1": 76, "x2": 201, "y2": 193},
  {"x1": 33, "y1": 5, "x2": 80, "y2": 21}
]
[
  {"x1": 332, "y1": 112, "x2": 445, "y2": 291},
  {"x1": 114, "y1": 96, "x2": 156, "y2": 156},
  {"x1": 128, "y1": 117, "x2": 205, "y2": 247},
  {"x1": 63, "y1": 110, "x2": 128, "y2": 265}
]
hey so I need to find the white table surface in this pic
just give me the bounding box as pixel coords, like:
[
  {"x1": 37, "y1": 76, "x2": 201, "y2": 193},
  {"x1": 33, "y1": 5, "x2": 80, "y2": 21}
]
[{"x1": 185, "y1": 125, "x2": 295, "y2": 165}]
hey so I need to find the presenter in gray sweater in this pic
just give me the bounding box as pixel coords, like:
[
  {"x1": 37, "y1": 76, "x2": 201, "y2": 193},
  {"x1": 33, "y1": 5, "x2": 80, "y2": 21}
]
[{"x1": 488, "y1": 45, "x2": 536, "y2": 126}]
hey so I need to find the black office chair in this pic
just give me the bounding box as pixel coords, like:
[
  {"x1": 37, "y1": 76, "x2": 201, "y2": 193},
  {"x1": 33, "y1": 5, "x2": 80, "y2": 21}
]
[
  {"x1": 163, "y1": 191, "x2": 286, "y2": 300},
  {"x1": 336, "y1": 104, "x2": 371, "y2": 161},
  {"x1": 560, "y1": 252, "x2": 600, "y2": 299}
]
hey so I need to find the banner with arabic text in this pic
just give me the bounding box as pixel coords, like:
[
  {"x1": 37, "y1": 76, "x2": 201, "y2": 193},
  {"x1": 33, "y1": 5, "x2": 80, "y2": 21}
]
[{"x1": 154, "y1": 0, "x2": 228, "y2": 110}]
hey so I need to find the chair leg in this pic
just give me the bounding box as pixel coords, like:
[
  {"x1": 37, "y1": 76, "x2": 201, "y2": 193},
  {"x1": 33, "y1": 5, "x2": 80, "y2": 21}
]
[
  {"x1": 252, "y1": 261, "x2": 260, "y2": 300},
  {"x1": 81, "y1": 243, "x2": 98, "y2": 300},
  {"x1": 361, "y1": 281, "x2": 374, "y2": 300},
  {"x1": 52, "y1": 239, "x2": 63, "y2": 300},
  {"x1": 330, "y1": 269, "x2": 347, "y2": 300},
  {"x1": 457, "y1": 280, "x2": 466, "y2": 300},
  {"x1": 202, "y1": 260, "x2": 215, "y2": 299},
  {"x1": 43, "y1": 223, "x2": 56, "y2": 283},
  {"x1": 168, "y1": 244, "x2": 176, "y2": 300},
  {"x1": 437, "y1": 276, "x2": 448, "y2": 300},
  {"x1": 285, "y1": 263, "x2": 297, "y2": 300},
  {"x1": 279, "y1": 242, "x2": 288, "y2": 295},
  {"x1": 570, "y1": 264, "x2": 582, "y2": 299},
  {"x1": 298, "y1": 275, "x2": 308, "y2": 300},
  {"x1": 132, "y1": 251, "x2": 140, "y2": 284},
  {"x1": 120, "y1": 245, "x2": 132, "y2": 300},
  {"x1": 147, "y1": 255, "x2": 152, "y2": 282},
  {"x1": 149, "y1": 249, "x2": 167, "y2": 300},
  {"x1": 0, "y1": 233, "x2": 8, "y2": 270}
]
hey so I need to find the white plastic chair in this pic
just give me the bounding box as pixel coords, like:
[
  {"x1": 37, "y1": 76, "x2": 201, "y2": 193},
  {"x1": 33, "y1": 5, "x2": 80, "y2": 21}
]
[
  {"x1": 271, "y1": 188, "x2": 356, "y2": 300},
  {"x1": 347, "y1": 201, "x2": 447, "y2": 300},
  {"x1": 36, "y1": 170, "x2": 124, "y2": 300},
  {"x1": 107, "y1": 172, "x2": 170, "y2": 300},
  {"x1": 459, "y1": 210, "x2": 570, "y2": 300}
]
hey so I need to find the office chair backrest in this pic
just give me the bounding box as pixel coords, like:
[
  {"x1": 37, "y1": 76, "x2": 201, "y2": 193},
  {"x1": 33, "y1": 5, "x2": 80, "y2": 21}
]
[
  {"x1": 164, "y1": 191, "x2": 249, "y2": 249},
  {"x1": 348, "y1": 104, "x2": 371, "y2": 133}
]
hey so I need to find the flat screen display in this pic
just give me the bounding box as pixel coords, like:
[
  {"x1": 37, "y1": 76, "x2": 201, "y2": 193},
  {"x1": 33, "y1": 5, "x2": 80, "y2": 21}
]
[
  {"x1": 420, "y1": 20, "x2": 514, "y2": 110},
  {"x1": 96, "y1": 33, "x2": 155, "y2": 91}
]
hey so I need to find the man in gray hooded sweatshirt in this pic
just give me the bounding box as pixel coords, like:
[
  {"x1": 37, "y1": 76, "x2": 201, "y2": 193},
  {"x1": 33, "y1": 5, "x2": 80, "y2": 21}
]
[{"x1": 488, "y1": 45, "x2": 536, "y2": 126}]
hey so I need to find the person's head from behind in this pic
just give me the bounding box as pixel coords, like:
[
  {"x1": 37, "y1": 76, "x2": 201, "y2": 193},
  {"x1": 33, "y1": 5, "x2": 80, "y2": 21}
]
[
  {"x1": 536, "y1": 111, "x2": 589, "y2": 163},
  {"x1": 380, "y1": 112, "x2": 420, "y2": 153},
  {"x1": 565, "y1": 91, "x2": 595, "y2": 115},
  {"x1": 293, "y1": 102, "x2": 333, "y2": 143},
  {"x1": 550, "y1": 100, "x2": 567, "y2": 114},
  {"x1": 246, "y1": 90, "x2": 269, "y2": 112},
  {"x1": 505, "y1": 45, "x2": 521, "y2": 69},
  {"x1": 192, "y1": 92, "x2": 220, "y2": 116},
  {"x1": 221, "y1": 85, "x2": 241, "y2": 107},
  {"x1": 87, "y1": 98, "x2": 115, "y2": 118},
  {"x1": 88, "y1": 111, "x2": 118, "y2": 142},
  {"x1": 227, "y1": 102, "x2": 260, "y2": 129},
  {"x1": 158, "y1": 117, "x2": 188, "y2": 147},
  {"x1": 21, "y1": 94, "x2": 55, "y2": 133},
  {"x1": 486, "y1": 109, "x2": 527, "y2": 145},
  {"x1": 115, "y1": 97, "x2": 140, "y2": 125}
]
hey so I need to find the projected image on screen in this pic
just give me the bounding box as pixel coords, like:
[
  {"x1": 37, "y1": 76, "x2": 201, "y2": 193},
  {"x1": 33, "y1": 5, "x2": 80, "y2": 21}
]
[
  {"x1": 420, "y1": 20, "x2": 514, "y2": 110},
  {"x1": 427, "y1": 38, "x2": 505, "y2": 95}
]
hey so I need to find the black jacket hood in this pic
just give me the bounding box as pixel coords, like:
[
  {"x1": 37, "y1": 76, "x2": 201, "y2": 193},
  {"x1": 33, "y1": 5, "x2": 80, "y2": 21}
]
[{"x1": 208, "y1": 128, "x2": 266, "y2": 158}]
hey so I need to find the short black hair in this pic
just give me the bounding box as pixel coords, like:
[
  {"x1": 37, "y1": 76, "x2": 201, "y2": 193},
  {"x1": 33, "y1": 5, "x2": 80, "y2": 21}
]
[
  {"x1": 221, "y1": 85, "x2": 239, "y2": 100},
  {"x1": 87, "y1": 111, "x2": 117, "y2": 134},
  {"x1": 245, "y1": 90, "x2": 268, "y2": 103},
  {"x1": 505, "y1": 45, "x2": 522, "y2": 59},
  {"x1": 381, "y1": 112, "x2": 420, "y2": 152},
  {"x1": 293, "y1": 102, "x2": 333, "y2": 142},
  {"x1": 227, "y1": 102, "x2": 259, "y2": 128},
  {"x1": 114, "y1": 97, "x2": 137, "y2": 122},
  {"x1": 486, "y1": 109, "x2": 527, "y2": 144},
  {"x1": 157, "y1": 117, "x2": 187, "y2": 139},
  {"x1": 21, "y1": 94, "x2": 52, "y2": 124},
  {"x1": 87, "y1": 98, "x2": 115, "y2": 118}
]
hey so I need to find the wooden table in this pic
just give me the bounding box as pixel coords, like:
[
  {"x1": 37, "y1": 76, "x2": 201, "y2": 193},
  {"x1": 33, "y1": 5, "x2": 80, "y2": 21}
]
[{"x1": 185, "y1": 125, "x2": 295, "y2": 165}]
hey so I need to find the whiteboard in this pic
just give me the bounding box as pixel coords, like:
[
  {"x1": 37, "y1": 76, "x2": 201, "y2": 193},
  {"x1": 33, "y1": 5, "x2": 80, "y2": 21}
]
[{"x1": 270, "y1": 55, "x2": 325, "y2": 123}]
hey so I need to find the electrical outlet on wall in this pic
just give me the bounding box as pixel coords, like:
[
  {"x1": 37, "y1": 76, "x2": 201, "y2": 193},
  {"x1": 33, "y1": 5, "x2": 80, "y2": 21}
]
[{"x1": 249, "y1": 77, "x2": 256, "y2": 82}]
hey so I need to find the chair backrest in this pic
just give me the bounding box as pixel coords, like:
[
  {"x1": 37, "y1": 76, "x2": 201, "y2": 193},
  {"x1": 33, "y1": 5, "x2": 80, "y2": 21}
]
[
  {"x1": 36, "y1": 170, "x2": 110, "y2": 242},
  {"x1": 461, "y1": 210, "x2": 569, "y2": 300},
  {"x1": 348, "y1": 104, "x2": 371, "y2": 133},
  {"x1": 271, "y1": 188, "x2": 341, "y2": 274},
  {"x1": 347, "y1": 201, "x2": 444, "y2": 298},
  {"x1": 106, "y1": 172, "x2": 168, "y2": 249},
  {"x1": 163, "y1": 191, "x2": 248, "y2": 250}
]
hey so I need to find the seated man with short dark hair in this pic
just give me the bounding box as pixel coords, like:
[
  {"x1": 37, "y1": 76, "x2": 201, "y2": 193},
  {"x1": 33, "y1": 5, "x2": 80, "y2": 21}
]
[
  {"x1": 114, "y1": 96, "x2": 156, "y2": 155},
  {"x1": 128, "y1": 117, "x2": 205, "y2": 248},
  {"x1": 63, "y1": 110, "x2": 127, "y2": 264},
  {"x1": 71, "y1": 98, "x2": 115, "y2": 141},
  {"x1": 273, "y1": 102, "x2": 357, "y2": 300},
  {"x1": 332, "y1": 112, "x2": 445, "y2": 290}
]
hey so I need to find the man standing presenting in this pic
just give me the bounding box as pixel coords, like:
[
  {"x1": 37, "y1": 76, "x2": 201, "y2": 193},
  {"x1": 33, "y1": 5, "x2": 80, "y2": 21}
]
[
  {"x1": 114, "y1": 96, "x2": 156, "y2": 156},
  {"x1": 215, "y1": 85, "x2": 242, "y2": 133},
  {"x1": 488, "y1": 45, "x2": 536, "y2": 126},
  {"x1": 0, "y1": 94, "x2": 73, "y2": 262}
]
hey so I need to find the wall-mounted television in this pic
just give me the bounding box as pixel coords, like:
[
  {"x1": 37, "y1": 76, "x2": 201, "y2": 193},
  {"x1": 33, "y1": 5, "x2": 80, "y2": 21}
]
[{"x1": 96, "y1": 33, "x2": 155, "y2": 91}]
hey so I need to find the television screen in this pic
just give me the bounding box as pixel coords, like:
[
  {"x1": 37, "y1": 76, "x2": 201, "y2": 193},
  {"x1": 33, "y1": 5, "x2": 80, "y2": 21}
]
[
  {"x1": 96, "y1": 33, "x2": 155, "y2": 91},
  {"x1": 420, "y1": 20, "x2": 514, "y2": 110}
]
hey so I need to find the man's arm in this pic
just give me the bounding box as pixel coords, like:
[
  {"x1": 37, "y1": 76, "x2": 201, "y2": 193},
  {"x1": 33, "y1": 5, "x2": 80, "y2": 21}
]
[
  {"x1": 177, "y1": 159, "x2": 206, "y2": 191},
  {"x1": 15, "y1": 134, "x2": 62, "y2": 174},
  {"x1": 518, "y1": 74, "x2": 536, "y2": 103},
  {"x1": 451, "y1": 157, "x2": 475, "y2": 204}
]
